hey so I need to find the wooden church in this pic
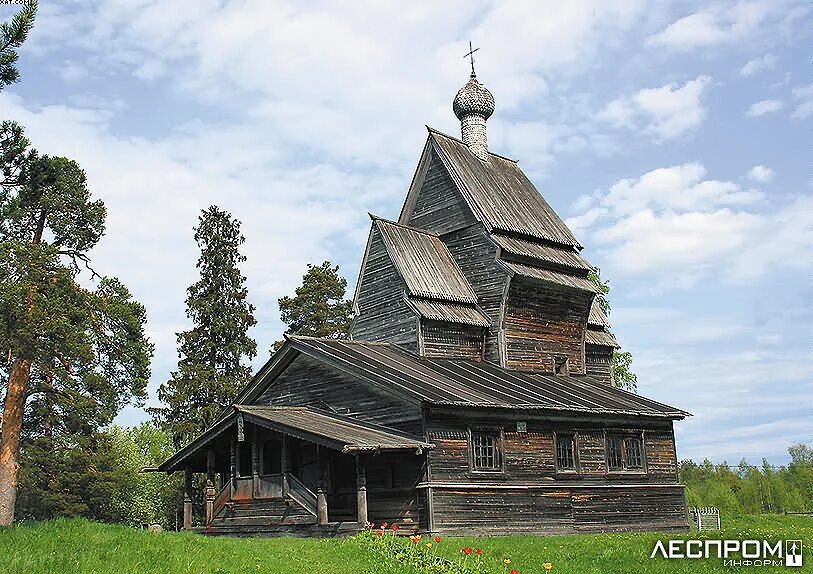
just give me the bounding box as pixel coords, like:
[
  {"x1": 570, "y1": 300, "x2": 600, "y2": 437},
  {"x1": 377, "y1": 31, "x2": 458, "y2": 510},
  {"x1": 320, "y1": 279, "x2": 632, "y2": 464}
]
[{"x1": 157, "y1": 65, "x2": 690, "y2": 537}]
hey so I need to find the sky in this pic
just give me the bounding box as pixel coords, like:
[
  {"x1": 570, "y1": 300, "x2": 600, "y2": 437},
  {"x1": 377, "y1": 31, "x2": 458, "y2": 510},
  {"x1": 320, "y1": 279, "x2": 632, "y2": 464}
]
[{"x1": 1, "y1": 0, "x2": 810, "y2": 465}]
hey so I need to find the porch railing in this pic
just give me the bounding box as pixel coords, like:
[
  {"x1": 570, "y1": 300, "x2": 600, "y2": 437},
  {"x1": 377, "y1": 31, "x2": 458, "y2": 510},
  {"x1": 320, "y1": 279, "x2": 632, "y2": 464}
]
[
  {"x1": 211, "y1": 480, "x2": 231, "y2": 523},
  {"x1": 285, "y1": 472, "x2": 317, "y2": 516}
]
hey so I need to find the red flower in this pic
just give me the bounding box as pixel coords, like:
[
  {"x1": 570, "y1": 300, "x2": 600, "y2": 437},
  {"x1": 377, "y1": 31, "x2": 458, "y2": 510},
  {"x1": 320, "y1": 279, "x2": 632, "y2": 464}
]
[
  {"x1": 411, "y1": 536, "x2": 419, "y2": 544},
  {"x1": 475, "y1": 548, "x2": 483, "y2": 556},
  {"x1": 369, "y1": 522, "x2": 375, "y2": 528},
  {"x1": 463, "y1": 548, "x2": 472, "y2": 555},
  {"x1": 381, "y1": 522, "x2": 388, "y2": 528},
  {"x1": 510, "y1": 570, "x2": 519, "y2": 574},
  {"x1": 376, "y1": 530, "x2": 383, "y2": 538},
  {"x1": 434, "y1": 536, "x2": 442, "y2": 543},
  {"x1": 392, "y1": 524, "x2": 399, "y2": 531}
]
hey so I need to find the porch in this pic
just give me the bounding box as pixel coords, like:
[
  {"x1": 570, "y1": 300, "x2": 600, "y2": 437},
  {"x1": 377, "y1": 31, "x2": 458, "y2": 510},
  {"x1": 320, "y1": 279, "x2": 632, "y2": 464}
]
[{"x1": 156, "y1": 405, "x2": 433, "y2": 537}]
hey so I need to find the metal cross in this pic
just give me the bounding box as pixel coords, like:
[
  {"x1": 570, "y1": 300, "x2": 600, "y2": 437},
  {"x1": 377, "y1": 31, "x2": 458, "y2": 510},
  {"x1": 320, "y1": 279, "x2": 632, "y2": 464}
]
[{"x1": 463, "y1": 41, "x2": 479, "y2": 76}]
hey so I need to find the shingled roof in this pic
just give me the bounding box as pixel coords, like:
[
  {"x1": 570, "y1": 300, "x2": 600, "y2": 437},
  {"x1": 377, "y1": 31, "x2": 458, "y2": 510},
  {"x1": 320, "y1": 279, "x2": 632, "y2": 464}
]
[
  {"x1": 427, "y1": 128, "x2": 582, "y2": 249},
  {"x1": 156, "y1": 404, "x2": 433, "y2": 471},
  {"x1": 283, "y1": 336, "x2": 688, "y2": 419},
  {"x1": 373, "y1": 216, "x2": 477, "y2": 304}
]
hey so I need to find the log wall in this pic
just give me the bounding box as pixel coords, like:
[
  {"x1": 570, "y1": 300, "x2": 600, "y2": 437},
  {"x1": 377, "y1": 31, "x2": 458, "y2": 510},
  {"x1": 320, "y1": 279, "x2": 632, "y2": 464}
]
[
  {"x1": 585, "y1": 344, "x2": 614, "y2": 385},
  {"x1": 256, "y1": 354, "x2": 423, "y2": 434},
  {"x1": 504, "y1": 277, "x2": 592, "y2": 374},
  {"x1": 351, "y1": 227, "x2": 419, "y2": 351},
  {"x1": 403, "y1": 149, "x2": 477, "y2": 236},
  {"x1": 442, "y1": 225, "x2": 510, "y2": 364},
  {"x1": 421, "y1": 320, "x2": 484, "y2": 360}
]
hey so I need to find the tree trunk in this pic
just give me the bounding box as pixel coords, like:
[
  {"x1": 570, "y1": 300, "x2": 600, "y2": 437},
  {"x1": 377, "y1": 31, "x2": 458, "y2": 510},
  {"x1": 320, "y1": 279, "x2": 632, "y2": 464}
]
[{"x1": 0, "y1": 357, "x2": 30, "y2": 527}]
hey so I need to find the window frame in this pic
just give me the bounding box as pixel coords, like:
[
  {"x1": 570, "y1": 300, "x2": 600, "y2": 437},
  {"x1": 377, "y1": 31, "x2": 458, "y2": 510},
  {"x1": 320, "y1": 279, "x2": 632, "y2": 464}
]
[
  {"x1": 554, "y1": 431, "x2": 578, "y2": 473},
  {"x1": 468, "y1": 426, "x2": 504, "y2": 474},
  {"x1": 604, "y1": 431, "x2": 647, "y2": 474}
]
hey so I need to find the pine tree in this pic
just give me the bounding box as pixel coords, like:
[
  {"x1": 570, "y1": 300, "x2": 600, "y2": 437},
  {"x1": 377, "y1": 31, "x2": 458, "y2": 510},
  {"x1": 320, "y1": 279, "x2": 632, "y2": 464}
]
[
  {"x1": 0, "y1": 0, "x2": 37, "y2": 89},
  {"x1": 151, "y1": 206, "x2": 257, "y2": 447},
  {"x1": 0, "y1": 121, "x2": 153, "y2": 526},
  {"x1": 273, "y1": 261, "x2": 353, "y2": 350},
  {"x1": 588, "y1": 268, "x2": 637, "y2": 392}
]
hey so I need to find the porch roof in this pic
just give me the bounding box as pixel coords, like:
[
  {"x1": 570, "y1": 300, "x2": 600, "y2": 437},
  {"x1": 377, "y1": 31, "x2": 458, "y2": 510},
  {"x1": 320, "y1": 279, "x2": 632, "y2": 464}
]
[
  {"x1": 235, "y1": 405, "x2": 434, "y2": 454},
  {"x1": 156, "y1": 405, "x2": 433, "y2": 472}
]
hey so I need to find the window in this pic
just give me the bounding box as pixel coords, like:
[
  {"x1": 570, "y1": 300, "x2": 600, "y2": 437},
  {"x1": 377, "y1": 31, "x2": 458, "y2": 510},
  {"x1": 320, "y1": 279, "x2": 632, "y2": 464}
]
[
  {"x1": 471, "y1": 430, "x2": 501, "y2": 471},
  {"x1": 607, "y1": 437, "x2": 623, "y2": 470},
  {"x1": 554, "y1": 357, "x2": 569, "y2": 375},
  {"x1": 606, "y1": 435, "x2": 645, "y2": 471},
  {"x1": 555, "y1": 434, "x2": 576, "y2": 470},
  {"x1": 625, "y1": 437, "x2": 644, "y2": 469}
]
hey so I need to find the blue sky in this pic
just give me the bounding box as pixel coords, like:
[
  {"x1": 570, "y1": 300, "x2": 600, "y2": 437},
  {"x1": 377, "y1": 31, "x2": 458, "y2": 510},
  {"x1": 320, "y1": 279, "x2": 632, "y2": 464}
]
[{"x1": 2, "y1": 1, "x2": 810, "y2": 465}]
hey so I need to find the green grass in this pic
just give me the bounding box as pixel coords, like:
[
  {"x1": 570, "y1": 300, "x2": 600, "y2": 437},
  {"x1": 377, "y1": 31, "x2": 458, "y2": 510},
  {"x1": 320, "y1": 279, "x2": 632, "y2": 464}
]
[{"x1": 0, "y1": 515, "x2": 810, "y2": 574}]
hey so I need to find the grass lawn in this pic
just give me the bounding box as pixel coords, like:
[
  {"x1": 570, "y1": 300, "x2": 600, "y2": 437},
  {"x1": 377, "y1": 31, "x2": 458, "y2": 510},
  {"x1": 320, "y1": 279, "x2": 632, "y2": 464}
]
[{"x1": 0, "y1": 514, "x2": 810, "y2": 574}]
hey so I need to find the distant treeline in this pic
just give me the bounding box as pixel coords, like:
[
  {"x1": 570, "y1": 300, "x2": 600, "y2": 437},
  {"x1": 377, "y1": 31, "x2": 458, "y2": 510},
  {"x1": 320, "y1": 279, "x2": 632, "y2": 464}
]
[{"x1": 679, "y1": 444, "x2": 813, "y2": 514}]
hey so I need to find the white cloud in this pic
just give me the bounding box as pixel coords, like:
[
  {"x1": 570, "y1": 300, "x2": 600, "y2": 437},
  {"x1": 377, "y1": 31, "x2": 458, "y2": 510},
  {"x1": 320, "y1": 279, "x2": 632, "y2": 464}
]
[
  {"x1": 647, "y1": 1, "x2": 775, "y2": 51},
  {"x1": 567, "y1": 162, "x2": 811, "y2": 284},
  {"x1": 597, "y1": 76, "x2": 712, "y2": 141},
  {"x1": 746, "y1": 99, "x2": 783, "y2": 117},
  {"x1": 739, "y1": 53, "x2": 776, "y2": 76},
  {"x1": 791, "y1": 83, "x2": 813, "y2": 119},
  {"x1": 747, "y1": 164, "x2": 775, "y2": 183}
]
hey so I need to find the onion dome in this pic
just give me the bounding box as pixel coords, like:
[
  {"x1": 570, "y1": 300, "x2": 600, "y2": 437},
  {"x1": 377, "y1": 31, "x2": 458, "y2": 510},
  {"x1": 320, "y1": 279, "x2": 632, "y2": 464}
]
[{"x1": 452, "y1": 74, "x2": 495, "y2": 121}]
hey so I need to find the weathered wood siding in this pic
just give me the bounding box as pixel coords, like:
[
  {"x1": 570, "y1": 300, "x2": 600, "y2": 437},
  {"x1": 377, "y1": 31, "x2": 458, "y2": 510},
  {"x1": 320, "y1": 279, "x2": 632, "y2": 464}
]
[
  {"x1": 425, "y1": 411, "x2": 678, "y2": 485},
  {"x1": 351, "y1": 227, "x2": 419, "y2": 351},
  {"x1": 256, "y1": 354, "x2": 423, "y2": 434},
  {"x1": 585, "y1": 344, "x2": 613, "y2": 385},
  {"x1": 504, "y1": 276, "x2": 592, "y2": 374},
  {"x1": 366, "y1": 453, "x2": 425, "y2": 527},
  {"x1": 429, "y1": 484, "x2": 688, "y2": 534},
  {"x1": 421, "y1": 320, "x2": 484, "y2": 360},
  {"x1": 424, "y1": 410, "x2": 686, "y2": 534},
  {"x1": 644, "y1": 429, "x2": 678, "y2": 480},
  {"x1": 442, "y1": 224, "x2": 510, "y2": 364},
  {"x1": 403, "y1": 149, "x2": 477, "y2": 236}
]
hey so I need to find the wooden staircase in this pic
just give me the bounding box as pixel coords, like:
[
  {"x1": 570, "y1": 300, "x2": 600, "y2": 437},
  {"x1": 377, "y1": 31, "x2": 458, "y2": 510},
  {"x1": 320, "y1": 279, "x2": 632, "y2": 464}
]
[
  {"x1": 204, "y1": 496, "x2": 317, "y2": 537},
  {"x1": 201, "y1": 473, "x2": 325, "y2": 537}
]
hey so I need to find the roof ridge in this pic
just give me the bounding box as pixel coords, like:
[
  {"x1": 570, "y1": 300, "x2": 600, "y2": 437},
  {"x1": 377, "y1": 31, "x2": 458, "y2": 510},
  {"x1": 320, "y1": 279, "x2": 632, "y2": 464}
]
[
  {"x1": 287, "y1": 334, "x2": 393, "y2": 347},
  {"x1": 425, "y1": 125, "x2": 519, "y2": 163},
  {"x1": 368, "y1": 213, "x2": 441, "y2": 237}
]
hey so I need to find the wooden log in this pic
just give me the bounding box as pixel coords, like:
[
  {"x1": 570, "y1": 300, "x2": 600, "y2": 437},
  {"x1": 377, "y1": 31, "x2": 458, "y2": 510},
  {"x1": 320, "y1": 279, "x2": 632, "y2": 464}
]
[
  {"x1": 206, "y1": 448, "x2": 216, "y2": 482},
  {"x1": 356, "y1": 455, "x2": 368, "y2": 525},
  {"x1": 183, "y1": 467, "x2": 193, "y2": 530},
  {"x1": 229, "y1": 439, "x2": 236, "y2": 487},
  {"x1": 251, "y1": 428, "x2": 260, "y2": 497},
  {"x1": 204, "y1": 479, "x2": 216, "y2": 525}
]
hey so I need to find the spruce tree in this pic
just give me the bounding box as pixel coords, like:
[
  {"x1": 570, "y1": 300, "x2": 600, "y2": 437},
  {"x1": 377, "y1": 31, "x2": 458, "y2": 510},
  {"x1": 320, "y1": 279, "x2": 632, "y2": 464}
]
[
  {"x1": 589, "y1": 268, "x2": 637, "y2": 392},
  {"x1": 151, "y1": 206, "x2": 257, "y2": 446},
  {"x1": 0, "y1": 121, "x2": 153, "y2": 526},
  {"x1": 273, "y1": 261, "x2": 353, "y2": 350},
  {"x1": 0, "y1": 1, "x2": 37, "y2": 89}
]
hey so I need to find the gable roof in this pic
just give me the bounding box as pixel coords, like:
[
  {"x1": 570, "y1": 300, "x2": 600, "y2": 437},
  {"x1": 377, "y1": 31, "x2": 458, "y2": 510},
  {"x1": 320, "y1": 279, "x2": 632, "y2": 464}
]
[
  {"x1": 372, "y1": 216, "x2": 478, "y2": 304},
  {"x1": 286, "y1": 336, "x2": 688, "y2": 419},
  {"x1": 423, "y1": 128, "x2": 582, "y2": 249}
]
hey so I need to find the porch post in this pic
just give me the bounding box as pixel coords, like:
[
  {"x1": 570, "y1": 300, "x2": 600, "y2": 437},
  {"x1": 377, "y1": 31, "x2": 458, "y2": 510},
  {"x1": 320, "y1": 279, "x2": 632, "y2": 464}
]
[
  {"x1": 251, "y1": 427, "x2": 260, "y2": 497},
  {"x1": 356, "y1": 454, "x2": 368, "y2": 526},
  {"x1": 229, "y1": 438, "x2": 237, "y2": 486},
  {"x1": 183, "y1": 466, "x2": 193, "y2": 530},
  {"x1": 281, "y1": 434, "x2": 290, "y2": 497},
  {"x1": 204, "y1": 480, "x2": 216, "y2": 525},
  {"x1": 206, "y1": 448, "x2": 216, "y2": 482},
  {"x1": 316, "y1": 445, "x2": 328, "y2": 525}
]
